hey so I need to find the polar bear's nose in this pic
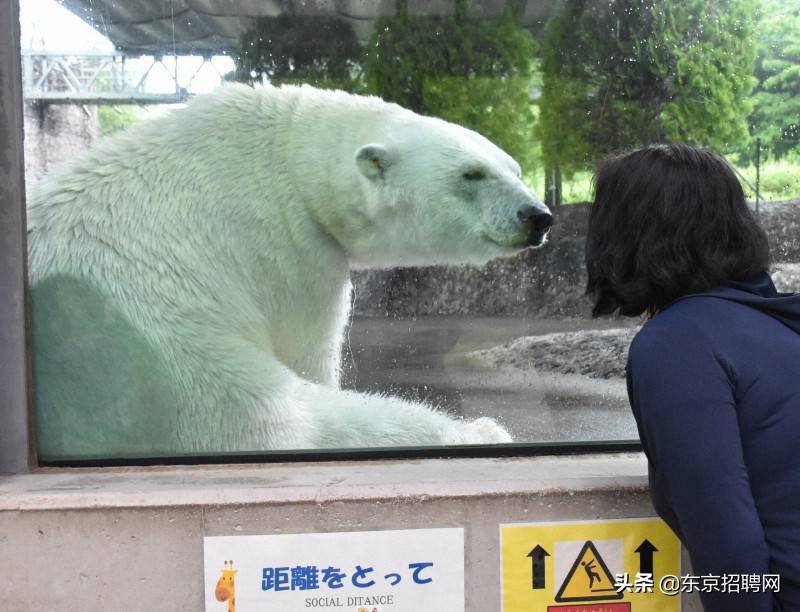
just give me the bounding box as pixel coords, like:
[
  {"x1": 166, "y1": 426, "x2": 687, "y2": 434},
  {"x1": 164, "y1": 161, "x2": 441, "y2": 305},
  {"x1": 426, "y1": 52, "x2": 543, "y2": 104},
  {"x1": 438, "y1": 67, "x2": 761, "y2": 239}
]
[{"x1": 517, "y1": 205, "x2": 554, "y2": 232}]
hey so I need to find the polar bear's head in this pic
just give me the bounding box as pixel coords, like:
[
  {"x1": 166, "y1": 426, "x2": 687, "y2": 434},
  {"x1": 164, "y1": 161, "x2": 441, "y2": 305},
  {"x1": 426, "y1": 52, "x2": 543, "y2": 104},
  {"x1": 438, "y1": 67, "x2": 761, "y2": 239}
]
[{"x1": 339, "y1": 110, "x2": 552, "y2": 268}]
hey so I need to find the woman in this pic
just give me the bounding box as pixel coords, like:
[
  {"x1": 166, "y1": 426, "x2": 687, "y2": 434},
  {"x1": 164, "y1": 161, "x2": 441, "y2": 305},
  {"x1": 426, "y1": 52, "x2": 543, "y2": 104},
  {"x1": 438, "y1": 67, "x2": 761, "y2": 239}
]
[{"x1": 585, "y1": 143, "x2": 800, "y2": 611}]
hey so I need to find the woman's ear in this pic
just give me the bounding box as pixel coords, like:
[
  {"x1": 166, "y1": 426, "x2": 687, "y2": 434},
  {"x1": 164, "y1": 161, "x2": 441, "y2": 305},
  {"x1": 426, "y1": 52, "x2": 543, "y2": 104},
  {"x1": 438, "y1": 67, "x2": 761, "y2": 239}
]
[{"x1": 356, "y1": 144, "x2": 395, "y2": 180}]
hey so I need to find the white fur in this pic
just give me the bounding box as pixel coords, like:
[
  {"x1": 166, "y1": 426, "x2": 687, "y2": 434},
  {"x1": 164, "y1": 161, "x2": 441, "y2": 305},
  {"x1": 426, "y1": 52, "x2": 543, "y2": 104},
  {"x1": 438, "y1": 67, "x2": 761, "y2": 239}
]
[{"x1": 27, "y1": 83, "x2": 549, "y2": 455}]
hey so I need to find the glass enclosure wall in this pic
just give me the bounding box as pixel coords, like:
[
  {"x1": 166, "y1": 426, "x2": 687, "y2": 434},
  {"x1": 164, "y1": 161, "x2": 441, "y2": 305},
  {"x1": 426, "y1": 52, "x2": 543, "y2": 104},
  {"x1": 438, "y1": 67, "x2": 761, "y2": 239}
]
[{"x1": 21, "y1": 0, "x2": 800, "y2": 460}]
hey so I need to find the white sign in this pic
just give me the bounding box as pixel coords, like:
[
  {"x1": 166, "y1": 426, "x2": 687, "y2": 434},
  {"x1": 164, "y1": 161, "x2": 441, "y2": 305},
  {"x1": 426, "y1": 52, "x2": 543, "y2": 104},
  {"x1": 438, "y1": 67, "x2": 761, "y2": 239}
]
[{"x1": 204, "y1": 527, "x2": 465, "y2": 612}]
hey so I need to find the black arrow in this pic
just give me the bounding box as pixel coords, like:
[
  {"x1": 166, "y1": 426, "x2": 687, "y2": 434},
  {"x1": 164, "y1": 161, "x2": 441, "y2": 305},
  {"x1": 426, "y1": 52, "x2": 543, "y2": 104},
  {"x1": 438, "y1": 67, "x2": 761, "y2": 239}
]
[
  {"x1": 635, "y1": 539, "x2": 658, "y2": 575},
  {"x1": 527, "y1": 545, "x2": 550, "y2": 589}
]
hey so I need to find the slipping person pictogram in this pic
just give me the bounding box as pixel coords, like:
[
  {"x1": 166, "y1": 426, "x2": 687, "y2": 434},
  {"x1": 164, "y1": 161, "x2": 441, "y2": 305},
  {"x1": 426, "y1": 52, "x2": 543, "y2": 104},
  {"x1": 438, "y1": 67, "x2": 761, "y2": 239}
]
[
  {"x1": 555, "y1": 541, "x2": 624, "y2": 603},
  {"x1": 582, "y1": 558, "x2": 603, "y2": 589}
]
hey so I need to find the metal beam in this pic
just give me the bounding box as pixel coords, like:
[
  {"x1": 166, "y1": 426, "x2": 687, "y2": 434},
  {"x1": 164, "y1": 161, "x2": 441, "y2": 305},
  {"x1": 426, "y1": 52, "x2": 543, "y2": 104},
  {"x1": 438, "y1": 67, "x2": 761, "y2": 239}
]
[{"x1": 21, "y1": 51, "x2": 228, "y2": 105}]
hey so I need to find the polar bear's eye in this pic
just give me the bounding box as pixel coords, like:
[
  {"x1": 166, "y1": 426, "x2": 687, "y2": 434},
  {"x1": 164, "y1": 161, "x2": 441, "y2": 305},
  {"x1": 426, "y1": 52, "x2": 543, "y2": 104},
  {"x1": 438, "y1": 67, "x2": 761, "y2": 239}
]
[{"x1": 463, "y1": 169, "x2": 487, "y2": 181}]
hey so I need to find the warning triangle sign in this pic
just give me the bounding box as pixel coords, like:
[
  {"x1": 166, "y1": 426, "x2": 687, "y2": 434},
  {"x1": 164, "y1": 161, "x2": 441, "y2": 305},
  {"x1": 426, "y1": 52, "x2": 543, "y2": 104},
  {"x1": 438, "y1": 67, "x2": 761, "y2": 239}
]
[{"x1": 555, "y1": 540, "x2": 624, "y2": 602}]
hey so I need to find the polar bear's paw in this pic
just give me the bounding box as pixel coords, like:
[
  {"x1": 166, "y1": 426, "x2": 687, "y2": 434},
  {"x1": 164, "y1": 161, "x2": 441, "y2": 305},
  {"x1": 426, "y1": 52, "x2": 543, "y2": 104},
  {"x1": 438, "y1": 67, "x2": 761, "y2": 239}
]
[{"x1": 445, "y1": 417, "x2": 513, "y2": 445}]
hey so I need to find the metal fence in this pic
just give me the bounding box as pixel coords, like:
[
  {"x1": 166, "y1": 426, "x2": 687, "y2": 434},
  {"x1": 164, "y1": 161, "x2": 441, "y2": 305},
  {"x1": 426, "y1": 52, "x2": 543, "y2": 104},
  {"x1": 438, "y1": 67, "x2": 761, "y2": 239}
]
[{"x1": 21, "y1": 50, "x2": 226, "y2": 105}]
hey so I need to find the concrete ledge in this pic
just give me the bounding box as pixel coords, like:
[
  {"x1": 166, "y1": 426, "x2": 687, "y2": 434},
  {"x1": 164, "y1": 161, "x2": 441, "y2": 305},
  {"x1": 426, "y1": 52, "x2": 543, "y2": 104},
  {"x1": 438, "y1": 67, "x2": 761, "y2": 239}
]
[
  {"x1": 1, "y1": 453, "x2": 697, "y2": 611},
  {"x1": 0, "y1": 453, "x2": 648, "y2": 511}
]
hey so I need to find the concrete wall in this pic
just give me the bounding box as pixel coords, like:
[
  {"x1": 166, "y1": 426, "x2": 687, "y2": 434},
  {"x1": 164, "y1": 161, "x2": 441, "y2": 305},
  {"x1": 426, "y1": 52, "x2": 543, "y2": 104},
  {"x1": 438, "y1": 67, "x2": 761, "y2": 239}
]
[
  {"x1": 0, "y1": 455, "x2": 703, "y2": 611},
  {"x1": 353, "y1": 200, "x2": 800, "y2": 318},
  {"x1": 23, "y1": 102, "x2": 101, "y2": 186}
]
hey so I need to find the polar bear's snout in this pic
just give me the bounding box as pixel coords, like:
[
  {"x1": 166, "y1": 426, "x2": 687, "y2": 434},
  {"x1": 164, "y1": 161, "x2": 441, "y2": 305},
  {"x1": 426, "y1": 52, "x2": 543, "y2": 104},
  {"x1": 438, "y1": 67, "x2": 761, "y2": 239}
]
[{"x1": 517, "y1": 204, "x2": 554, "y2": 246}]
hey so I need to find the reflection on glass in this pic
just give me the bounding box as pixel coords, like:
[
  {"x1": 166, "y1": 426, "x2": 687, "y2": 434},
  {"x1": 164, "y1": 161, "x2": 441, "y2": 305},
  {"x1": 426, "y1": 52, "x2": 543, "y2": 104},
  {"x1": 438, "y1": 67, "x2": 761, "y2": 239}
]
[{"x1": 21, "y1": 0, "x2": 800, "y2": 460}]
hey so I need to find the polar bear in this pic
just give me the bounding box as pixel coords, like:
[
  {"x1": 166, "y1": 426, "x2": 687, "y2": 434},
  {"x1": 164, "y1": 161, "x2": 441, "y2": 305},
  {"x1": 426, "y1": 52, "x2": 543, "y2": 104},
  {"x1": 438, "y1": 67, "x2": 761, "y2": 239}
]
[{"x1": 27, "y1": 84, "x2": 553, "y2": 459}]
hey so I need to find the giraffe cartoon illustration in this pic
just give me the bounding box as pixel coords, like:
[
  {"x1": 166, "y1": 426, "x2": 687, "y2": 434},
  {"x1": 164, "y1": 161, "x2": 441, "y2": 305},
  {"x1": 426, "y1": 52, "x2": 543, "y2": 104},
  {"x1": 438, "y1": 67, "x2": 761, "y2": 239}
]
[{"x1": 215, "y1": 560, "x2": 237, "y2": 612}]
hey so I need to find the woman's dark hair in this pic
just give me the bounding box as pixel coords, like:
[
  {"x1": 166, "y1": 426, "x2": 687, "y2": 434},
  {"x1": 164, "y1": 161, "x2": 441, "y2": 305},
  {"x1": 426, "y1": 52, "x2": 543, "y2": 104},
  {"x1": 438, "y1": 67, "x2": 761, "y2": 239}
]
[{"x1": 585, "y1": 143, "x2": 770, "y2": 317}]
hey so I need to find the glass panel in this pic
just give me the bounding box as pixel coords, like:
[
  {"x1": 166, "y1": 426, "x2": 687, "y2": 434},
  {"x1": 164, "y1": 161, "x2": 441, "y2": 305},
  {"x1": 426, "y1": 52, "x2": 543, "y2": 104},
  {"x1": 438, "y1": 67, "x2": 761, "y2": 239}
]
[{"x1": 20, "y1": 0, "x2": 799, "y2": 461}]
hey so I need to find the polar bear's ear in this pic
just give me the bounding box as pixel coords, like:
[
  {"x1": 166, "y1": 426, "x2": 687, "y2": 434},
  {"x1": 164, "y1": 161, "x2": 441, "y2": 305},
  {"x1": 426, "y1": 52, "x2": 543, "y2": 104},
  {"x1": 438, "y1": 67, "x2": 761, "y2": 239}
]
[{"x1": 356, "y1": 145, "x2": 394, "y2": 180}]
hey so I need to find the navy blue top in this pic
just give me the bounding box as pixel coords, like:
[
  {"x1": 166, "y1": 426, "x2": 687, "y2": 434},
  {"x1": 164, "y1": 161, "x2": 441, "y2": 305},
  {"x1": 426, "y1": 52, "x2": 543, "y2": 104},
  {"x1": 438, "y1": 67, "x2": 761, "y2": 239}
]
[{"x1": 626, "y1": 273, "x2": 800, "y2": 612}]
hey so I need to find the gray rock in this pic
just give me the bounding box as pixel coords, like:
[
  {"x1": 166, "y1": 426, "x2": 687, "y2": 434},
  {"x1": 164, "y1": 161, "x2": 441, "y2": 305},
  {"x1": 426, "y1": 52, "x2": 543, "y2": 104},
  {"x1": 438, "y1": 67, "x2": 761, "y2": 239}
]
[
  {"x1": 773, "y1": 262, "x2": 800, "y2": 293},
  {"x1": 470, "y1": 327, "x2": 640, "y2": 380}
]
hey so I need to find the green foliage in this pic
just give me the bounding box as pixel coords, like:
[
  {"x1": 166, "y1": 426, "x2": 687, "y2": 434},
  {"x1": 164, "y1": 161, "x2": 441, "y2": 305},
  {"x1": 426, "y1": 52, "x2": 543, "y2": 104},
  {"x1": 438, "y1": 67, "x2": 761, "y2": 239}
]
[
  {"x1": 749, "y1": 0, "x2": 800, "y2": 159},
  {"x1": 655, "y1": 0, "x2": 758, "y2": 146},
  {"x1": 233, "y1": 15, "x2": 365, "y2": 92},
  {"x1": 365, "y1": 1, "x2": 539, "y2": 172},
  {"x1": 538, "y1": 1, "x2": 665, "y2": 175},
  {"x1": 738, "y1": 158, "x2": 800, "y2": 200},
  {"x1": 539, "y1": 0, "x2": 759, "y2": 175},
  {"x1": 98, "y1": 105, "x2": 143, "y2": 135}
]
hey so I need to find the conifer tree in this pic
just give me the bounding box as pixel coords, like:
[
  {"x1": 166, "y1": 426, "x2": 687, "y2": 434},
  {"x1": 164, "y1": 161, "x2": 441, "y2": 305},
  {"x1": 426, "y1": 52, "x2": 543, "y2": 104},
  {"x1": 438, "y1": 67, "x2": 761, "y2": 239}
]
[{"x1": 539, "y1": 0, "x2": 759, "y2": 175}]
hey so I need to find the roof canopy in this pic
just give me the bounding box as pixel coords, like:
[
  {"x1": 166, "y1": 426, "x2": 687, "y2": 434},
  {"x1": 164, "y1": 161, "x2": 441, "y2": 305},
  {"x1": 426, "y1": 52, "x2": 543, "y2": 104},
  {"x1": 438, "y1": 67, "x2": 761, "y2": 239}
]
[{"x1": 62, "y1": 0, "x2": 558, "y2": 55}]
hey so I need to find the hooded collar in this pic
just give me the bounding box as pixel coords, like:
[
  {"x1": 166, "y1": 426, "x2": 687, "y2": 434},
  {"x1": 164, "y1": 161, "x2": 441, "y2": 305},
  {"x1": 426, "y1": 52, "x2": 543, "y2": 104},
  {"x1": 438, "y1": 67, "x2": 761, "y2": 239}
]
[{"x1": 675, "y1": 272, "x2": 800, "y2": 333}]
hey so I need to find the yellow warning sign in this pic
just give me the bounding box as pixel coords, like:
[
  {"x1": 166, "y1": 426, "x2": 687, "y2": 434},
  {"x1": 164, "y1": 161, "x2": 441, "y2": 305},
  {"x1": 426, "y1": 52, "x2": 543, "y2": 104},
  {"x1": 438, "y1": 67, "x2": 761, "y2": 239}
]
[
  {"x1": 501, "y1": 517, "x2": 681, "y2": 612},
  {"x1": 555, "y1": 540, "x2": 623, "y2": 602}
]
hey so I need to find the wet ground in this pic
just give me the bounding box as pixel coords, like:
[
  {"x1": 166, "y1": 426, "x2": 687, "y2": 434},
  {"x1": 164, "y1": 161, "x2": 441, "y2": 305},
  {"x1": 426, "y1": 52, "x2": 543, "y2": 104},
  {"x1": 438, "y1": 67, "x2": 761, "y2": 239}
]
[{"x1": 341, "y1": 316, "x2": 643, "y2": 444}]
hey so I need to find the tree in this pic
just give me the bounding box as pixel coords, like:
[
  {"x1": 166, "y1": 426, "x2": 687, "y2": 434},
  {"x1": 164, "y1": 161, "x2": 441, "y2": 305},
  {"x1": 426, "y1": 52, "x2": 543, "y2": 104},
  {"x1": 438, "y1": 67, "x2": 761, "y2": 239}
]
[
  {"x1": 98, "y1": 105, "x2": 143, "y2": 135},
  {"x1": 233, "y1": 15, "x2": 365, "y2": 92},
  {"x1": 749, "y1": 0, "x2": 800, "y2": 159},
  {"x1": 655, "y1": 0, "x2": 759, "y2": 146},
  {"x1": 539, "y1": 0, "x2": 759, "y2": 176},
  {"x1": 365, "y1": 0, "x2": 539, "y2": 173}
]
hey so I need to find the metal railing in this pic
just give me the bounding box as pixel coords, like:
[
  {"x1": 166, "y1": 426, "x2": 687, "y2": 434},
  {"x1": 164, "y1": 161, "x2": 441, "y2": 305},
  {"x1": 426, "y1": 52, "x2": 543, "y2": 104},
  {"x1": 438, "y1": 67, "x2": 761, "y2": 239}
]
[{"x1": 21, "y1": 50, "x2": 225, "y2": 105}]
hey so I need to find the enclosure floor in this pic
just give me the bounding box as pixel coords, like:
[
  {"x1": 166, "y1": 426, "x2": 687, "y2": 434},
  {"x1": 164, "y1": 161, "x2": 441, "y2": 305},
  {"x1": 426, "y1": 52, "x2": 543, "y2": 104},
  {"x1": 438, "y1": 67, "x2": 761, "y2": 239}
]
[{"x1": 342, "y1": 316, "x2": 642, "y2": 445}]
